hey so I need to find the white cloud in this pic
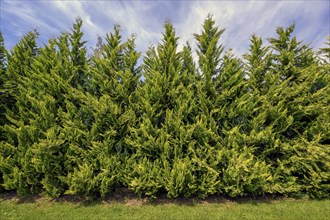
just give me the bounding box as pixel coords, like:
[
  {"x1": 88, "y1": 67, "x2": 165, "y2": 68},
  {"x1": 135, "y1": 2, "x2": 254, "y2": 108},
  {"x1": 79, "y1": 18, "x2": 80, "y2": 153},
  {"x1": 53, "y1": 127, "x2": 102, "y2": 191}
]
[
  {"x1": 46, "y1": 1, "x2": 163, "y2": 54},
  {"x1": 1, "y1": 0, "x2": 329, "y2": 58},
  {"x1": 48, "y1": 1, "x2": 104, "y2": 41},
  {"x1": 92, "y1": 1, "x2": 162, "y2": 51},
  {"x1": 174, "y1": 0, "x2": 329, "y2": 57},
  {"x1": 1, "y1": 1, "x2": 58, "y2": 38}
]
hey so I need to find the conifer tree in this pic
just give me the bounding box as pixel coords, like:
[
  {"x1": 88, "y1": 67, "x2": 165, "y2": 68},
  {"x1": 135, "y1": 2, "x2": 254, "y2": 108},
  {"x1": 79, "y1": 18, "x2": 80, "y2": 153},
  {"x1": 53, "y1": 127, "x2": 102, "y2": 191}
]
[
  {"x1": 269, "y1": 23, "x2": 315, "y2": 82},
  {"x1": 180, "y1": 42, "x2": 198, "y2": 87},
  {"x1": 243, "y1": 34, "x2": 274, "y2": 151},
  {"x1": 0, "y1": 19, "x2": 90, "y2": 197},
  {"x1": 18, "y1": 38, "x2": 69, "y2": 197},
  {"x1": 0, "y1": 32, "x2": 8, "y2": 127},
  {"x1": 248, "y1": 24, "x2": 330, "y2": 197},
  {"x1": 194, "y1": 17, "x2": 274, "y2": 197},
  {"x1": 244, "y1": 35, "x2": 272, "y2": 94},
  {"x1": 51, "y1": 20, "x2": 96, "y2": 197},
  {"x1": 125, "y1": 22, "x2": 183, "y2": 197},
  {"x1": 214, "y1": 49, "x2": 247, "y2": 128},
  {"x1": 65, "y1": 24, "x2": 141, "y2": 197},
  {"x1": 267, "y1": 23, "x2": 318, "y2": 141},
  {"x1": 194, "y1": 14, "x2": 225, "y2": 98},
  {"x1": 69, "y1": 18, "x2": 89, "y2": 89},
  {"x1": 193, "y1": 15, "x2": 224, "y2": 138},
  {"x1": 0, "y1": 32, "x2": 7, "y2": 191},
  {"x1": 0, "y1": 31, "x2": 41, "y2": 195},
  {"x1": 193, "y1": 15, "x2": 248, "y2": 140},
  {"x1": 1, "y1": 30, "x2": 39, "y2": 120},
  {"x1": 126, "y1": 21, "x2": 222, "y2": 198},
  {"x1": 215, "y1": 50, "x2": 272, "y2": 197}
]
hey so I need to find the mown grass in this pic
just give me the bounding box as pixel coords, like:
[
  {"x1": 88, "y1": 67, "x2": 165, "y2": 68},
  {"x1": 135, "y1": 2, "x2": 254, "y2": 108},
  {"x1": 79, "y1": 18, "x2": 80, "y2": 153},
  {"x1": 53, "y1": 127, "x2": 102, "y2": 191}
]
[{"x1": 0, "y1": 192, "x2": 329, "y2": 220}]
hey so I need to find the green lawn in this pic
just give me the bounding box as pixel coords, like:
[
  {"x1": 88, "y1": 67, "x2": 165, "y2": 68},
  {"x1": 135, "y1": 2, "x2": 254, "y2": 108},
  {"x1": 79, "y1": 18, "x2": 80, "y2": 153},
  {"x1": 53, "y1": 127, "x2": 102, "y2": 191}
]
[{"x1": 1, "y1": 193, "x2": 329, "y2": 220}]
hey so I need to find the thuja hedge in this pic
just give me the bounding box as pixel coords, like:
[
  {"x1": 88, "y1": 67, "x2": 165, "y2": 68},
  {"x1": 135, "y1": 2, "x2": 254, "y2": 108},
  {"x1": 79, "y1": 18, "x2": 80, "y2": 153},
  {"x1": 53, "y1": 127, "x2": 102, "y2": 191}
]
[{"x1": 0, "y1": 17, "x2": 329, "y2": 199}]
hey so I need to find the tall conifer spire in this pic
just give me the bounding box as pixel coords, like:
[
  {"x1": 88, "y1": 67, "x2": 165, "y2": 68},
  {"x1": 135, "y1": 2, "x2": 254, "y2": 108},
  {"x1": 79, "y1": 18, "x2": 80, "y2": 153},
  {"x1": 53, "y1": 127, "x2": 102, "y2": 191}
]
[{"x1": 194, "y1": 14, "x2": 225, "y2": 97}]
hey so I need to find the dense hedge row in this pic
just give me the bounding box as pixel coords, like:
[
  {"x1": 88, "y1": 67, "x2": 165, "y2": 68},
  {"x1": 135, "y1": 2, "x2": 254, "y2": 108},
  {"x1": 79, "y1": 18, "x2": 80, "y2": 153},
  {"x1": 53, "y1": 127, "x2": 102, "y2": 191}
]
[{"x1": 0, "y1": 17, "x2": 329, "y2": 199}]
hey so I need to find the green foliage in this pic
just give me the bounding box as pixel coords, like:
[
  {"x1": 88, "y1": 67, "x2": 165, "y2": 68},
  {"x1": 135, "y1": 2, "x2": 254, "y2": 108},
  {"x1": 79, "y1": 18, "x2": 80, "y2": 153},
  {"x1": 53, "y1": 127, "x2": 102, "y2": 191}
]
[
  {"x1": 0, "y1": 32, "x2": 8, "y2": 138},
  {"x1": 194, "y1": 14, "x2": 225, "y2": 98},
  {"x1": 0, "y1": 17, "x2": 328, "y2": 199}
]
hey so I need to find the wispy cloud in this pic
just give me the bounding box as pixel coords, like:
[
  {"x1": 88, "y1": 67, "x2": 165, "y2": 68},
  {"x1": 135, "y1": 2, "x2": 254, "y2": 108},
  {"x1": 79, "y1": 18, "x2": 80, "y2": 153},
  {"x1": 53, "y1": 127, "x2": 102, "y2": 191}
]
[
  {"x1": 1, "y1": 1, "x2": 58, "y2": 38},
  {"x1": 175, "y1": 0, "x2": 330, "y2": 57},
  {"x1": 49, "y1": 0, "x2": 103, "y2": 38},
  {"x1": 85, "y1": 1, "x2": 163, "y2": 52},
  {"x1": 1, "y1": 0, "x2": 329, "y2": 58}
]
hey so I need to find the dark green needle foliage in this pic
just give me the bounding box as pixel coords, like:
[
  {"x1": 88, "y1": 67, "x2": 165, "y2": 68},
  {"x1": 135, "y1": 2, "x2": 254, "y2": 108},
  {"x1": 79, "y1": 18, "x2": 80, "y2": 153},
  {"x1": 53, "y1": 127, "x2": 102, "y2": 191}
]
[
  {"x1": 0, "y1": 32, "x2": 8, "y2": 129},
  {"x1": 0, "y1": 32, "x2": 7, "y2": 191},
  {"x1": 0, "y1": 17, "x2": 328, "y2": 199}
]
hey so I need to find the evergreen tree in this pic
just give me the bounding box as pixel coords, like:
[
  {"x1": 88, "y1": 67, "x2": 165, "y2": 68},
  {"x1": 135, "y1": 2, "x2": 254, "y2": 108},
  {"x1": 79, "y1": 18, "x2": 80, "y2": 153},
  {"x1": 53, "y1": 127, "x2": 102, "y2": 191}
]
[
  {"x1": 69, "y1": 18, "x2": 89, "y2": 89},
  {"x1": 215, "y1": 50, "x2": 271, "y2": 197},
  {"x1": 18, "y1": 38, "x2": 69, "y2": 197},
  {"x1": 0, "y1": 32, "x2": 7, "y2": 191},
  {"x1": 246, "y1": 24, "x2": 330, "y2": 198},
  {"x1": 214, "y1": 49, "x2": 247, "y2": 129},
  {"x1": 244, "y1": 34, "x2": 272, "y2": 94},
  {"x1": 0, "y1": 31, "x2": 41, "y2": 195},
  {"x1": 65, "y1": 24, "x2": 141, "y2": 197},
  {"x1": 194, "y1": 17, "x2": 274, "y2": 197},
  {"x1": 52, "y1": 20, "x2": 95, "y2": 197},
  {"x1": 0, "y1": 32, "x2": 8, "y2": 127},
  {"x1": 180, "y1": 42, "x2": 198, "y2": 87},
  {"x1": 125, "y1": 22, "x2": 184, "y2": 197},
  {"x1": 194, "y1": 14, "x2": 225, "y2": 98},
  {"x1": 1, "y1": 30, "x2": 39, "y2": 122},
  {"x1": 267, "y1": 23, "x2": 319, "y2": 141},
  {"x1": 193, "y1": 15, "x2": 224, "y2": 140},
  {"x1": 269, "y1": 23, "x2": 315, "y2": 82},
  {"x1": 126, "y1": 21, "x2": 223, "y2": 198}
]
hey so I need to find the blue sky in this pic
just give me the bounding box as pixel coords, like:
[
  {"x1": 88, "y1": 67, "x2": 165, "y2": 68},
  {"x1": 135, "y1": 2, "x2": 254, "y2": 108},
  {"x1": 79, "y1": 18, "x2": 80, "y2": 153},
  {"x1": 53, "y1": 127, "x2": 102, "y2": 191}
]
[{"x1": 1, "y1": 0, "x2": 329, "y2": 58}]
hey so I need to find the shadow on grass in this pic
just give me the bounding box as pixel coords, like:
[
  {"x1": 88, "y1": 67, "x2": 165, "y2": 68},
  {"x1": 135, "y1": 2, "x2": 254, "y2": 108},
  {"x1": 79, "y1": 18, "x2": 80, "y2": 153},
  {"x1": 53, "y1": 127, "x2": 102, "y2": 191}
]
[
  {"x1": 143, "y1": 193, "x2": 283, "y2": 207},
  {"x1": 0, "y1": 188, "x2": 289, "y2": 208},
  {"x1": 0, "y1": 190, "x2": 42, "y2": 204}
]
